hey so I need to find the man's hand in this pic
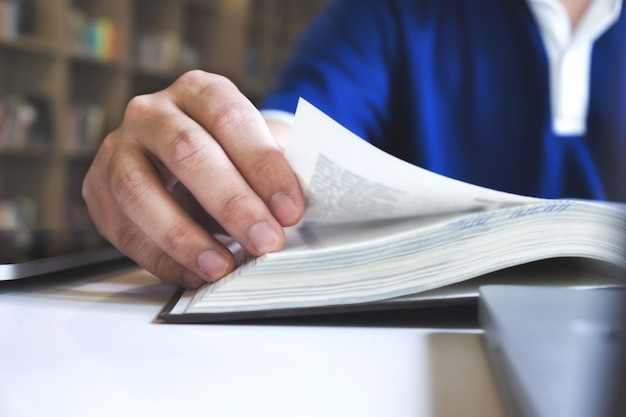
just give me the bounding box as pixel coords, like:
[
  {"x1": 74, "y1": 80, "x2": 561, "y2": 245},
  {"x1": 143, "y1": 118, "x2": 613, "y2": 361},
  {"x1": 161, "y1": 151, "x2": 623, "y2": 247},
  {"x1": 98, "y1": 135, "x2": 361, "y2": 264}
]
[{"x1": 82, "y1": 71, "x2": 304, "y2": 289}]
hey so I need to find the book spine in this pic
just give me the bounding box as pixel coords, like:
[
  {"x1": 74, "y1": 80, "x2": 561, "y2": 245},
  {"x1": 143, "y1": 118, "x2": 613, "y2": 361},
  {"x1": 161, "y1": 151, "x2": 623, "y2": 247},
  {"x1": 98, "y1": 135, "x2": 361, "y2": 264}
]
[
  {"x1": 66, "y1": 103, "x2": 106, "y2": 153},
  {"x1": 137, "y1": 31, "x2": 182, "y2": 72},
  {"x1": 0, "y1": 95, "x2": 50, "y2": 151},
  {"x1": 0, "y1": 0, "x2": 35, "y2": 38},
  {"x1": 67, "y1": 8, "x2": 119, "y2": 61},
  {"x1": 0, "y1": 196, "x2": 37, "y2": 228}
]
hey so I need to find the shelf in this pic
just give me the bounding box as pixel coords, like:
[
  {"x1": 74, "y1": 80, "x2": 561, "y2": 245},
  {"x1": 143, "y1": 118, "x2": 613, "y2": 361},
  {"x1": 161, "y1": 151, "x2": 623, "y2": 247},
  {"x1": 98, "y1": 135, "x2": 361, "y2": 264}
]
[
  {"x1": 0, "y1": 35, "x2": 60, "y2": 56},
  {"x1": 0, "y1": 148, "x2": 53, "y2": 158},
  {"x1": 132, "y1": 63, "x2": 181, "y2": 81},
  {"x1": 0, "y1": 0, "x2": 327, "y2": 231},
  {"x1": 67, "y1": 52, "x2": 127, "y2": 69}
]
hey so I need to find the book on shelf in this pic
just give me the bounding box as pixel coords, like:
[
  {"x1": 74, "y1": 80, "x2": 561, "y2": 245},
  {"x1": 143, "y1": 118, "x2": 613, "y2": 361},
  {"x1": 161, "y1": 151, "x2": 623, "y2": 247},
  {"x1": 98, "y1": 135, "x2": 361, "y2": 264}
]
[
  {"x1": 159, "y1": 99, "x2": 626, "y2": 323},
  {"x1": 0, "y1": 94, "x2": 50, "y2": 151},
  {"x1": 0, "y1": 0, "x2": 35, "y2": 39},
  {"x1": 65, "y1": 103, "x2": 105, "y2": 153},
  {"x1": 0, "y1": 196, "x2": 36, "y2": 228},
  {"x1": 135, "y1": 31, "x2": 181, "y2": 73},
  {"x1": 66, "y1": 8, "x2": 120, "y2": 61}
]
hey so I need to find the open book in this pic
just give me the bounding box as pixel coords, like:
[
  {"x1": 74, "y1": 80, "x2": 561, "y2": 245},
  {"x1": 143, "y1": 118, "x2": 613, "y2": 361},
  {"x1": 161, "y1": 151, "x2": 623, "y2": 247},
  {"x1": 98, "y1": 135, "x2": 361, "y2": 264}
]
[{"x1": 159, "y1": 99, "x2": 626, "y2": 323}]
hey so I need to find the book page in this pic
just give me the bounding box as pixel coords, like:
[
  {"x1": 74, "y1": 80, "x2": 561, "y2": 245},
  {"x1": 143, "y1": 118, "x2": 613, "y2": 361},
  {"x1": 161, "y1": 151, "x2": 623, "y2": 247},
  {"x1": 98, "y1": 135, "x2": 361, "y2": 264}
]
[
  {"x1": 186, "y1": 199, "x2": 626, "y2": 315},
  {"x1": 286, "y1": 99, "x2": 541, "y2": 223}
]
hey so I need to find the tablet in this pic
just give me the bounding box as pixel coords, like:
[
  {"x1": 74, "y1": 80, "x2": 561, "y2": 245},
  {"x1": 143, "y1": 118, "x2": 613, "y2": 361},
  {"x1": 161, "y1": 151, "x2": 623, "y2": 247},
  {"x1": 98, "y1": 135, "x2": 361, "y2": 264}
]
[
  {"x1": 479, "y1": 285, "x2": 626, "y2": 417},
  {"x1": 0, "y1": 228, "x2": 126, "y2": 281}
]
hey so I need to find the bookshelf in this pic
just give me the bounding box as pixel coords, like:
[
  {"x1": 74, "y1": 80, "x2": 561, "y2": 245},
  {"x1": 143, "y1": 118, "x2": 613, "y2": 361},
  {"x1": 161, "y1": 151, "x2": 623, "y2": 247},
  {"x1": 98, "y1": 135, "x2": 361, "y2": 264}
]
[{"x1": 0, "y1": 0, "x2": 326, "y2": 231}]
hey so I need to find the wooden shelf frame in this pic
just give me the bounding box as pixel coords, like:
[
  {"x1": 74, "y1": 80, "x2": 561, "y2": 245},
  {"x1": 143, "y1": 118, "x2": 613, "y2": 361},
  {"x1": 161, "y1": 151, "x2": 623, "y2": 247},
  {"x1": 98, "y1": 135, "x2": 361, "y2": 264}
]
[{"x1": 0, "y1": 0, "x2": 326, "y2": 230}]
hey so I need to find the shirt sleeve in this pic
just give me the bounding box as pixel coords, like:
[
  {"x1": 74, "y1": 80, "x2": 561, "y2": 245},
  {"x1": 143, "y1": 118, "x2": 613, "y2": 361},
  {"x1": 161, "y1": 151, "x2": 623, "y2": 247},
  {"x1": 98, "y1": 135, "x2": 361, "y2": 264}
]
[{"x1": 258, "y1": 0, "x2": 399, "y2": 143}]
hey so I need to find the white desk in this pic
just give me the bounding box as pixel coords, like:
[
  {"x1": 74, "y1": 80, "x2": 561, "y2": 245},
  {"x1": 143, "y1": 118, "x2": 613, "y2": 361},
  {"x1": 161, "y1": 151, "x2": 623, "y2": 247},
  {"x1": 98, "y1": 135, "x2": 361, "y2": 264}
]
[{"x1": 0, "y1": 265, "x2": 505, "y2": 417}]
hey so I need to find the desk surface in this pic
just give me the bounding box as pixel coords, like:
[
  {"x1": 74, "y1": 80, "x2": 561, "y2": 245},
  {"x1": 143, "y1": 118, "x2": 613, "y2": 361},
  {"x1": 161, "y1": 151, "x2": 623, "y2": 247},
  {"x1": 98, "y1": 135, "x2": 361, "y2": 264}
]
[{"x1": 0, "y1": 265, "x2": 505, "y2": 417}]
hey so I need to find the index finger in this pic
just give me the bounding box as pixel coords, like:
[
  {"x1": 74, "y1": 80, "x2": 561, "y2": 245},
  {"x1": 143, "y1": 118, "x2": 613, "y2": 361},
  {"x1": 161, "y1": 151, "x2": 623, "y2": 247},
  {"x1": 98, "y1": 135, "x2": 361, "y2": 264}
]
[
  {"x1": 174, "y1": 72, "x2": 304, "y2": 226},
  {"x1": 141, "y1": 71, "x2": 304, "y2": 256}
]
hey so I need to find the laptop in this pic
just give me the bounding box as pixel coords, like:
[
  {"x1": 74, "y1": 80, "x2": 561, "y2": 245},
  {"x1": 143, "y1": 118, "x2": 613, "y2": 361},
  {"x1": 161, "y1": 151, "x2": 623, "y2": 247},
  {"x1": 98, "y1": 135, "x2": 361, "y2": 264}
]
[
  {"x1": 0, "y1": 227, "x2": 127, "y2": 281},
  {"x1": 479, "y1": 285, "x2": 626, "y2": 417}
]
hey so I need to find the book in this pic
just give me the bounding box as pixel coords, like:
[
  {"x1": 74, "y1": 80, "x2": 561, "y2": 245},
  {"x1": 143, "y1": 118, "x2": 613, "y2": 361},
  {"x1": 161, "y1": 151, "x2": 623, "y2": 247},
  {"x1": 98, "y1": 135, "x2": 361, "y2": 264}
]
[
  {"x1": 0, "y1": 0, "x2": 35, "y2": 39},
  {"x1": 0, "y1": 94, "x2": 51, "y2": 151},
  {"x1": 159, "y1": 99, "x2": 626, "y2": 323},
  {"x1": 66, "y1": 102, "x2": 105, "y2": 153},
  {"x1": 67, "y1": 8, "x2": 120, "y2": 61}
]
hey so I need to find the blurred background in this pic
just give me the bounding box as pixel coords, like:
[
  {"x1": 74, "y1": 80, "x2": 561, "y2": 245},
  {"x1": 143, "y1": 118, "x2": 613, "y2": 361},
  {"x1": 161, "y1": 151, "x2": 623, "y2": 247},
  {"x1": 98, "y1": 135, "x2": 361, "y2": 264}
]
[{"x1": 0, "y1": 0, "x2": 326, "y2": 232}]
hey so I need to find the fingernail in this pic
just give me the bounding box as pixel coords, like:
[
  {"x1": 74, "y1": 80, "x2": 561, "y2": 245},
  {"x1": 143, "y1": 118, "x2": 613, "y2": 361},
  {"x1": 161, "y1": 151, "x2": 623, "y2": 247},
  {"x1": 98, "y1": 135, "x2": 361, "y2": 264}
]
[
  {"x1": 270, "y1": 192, "x2": 300, "y2": 225},
  {"x1": 198, "y1": 250, "x2": 231, "y2": 281},
  {"x1": 248, "y1": 221, "x2": 281, "y2": 254},
  {"x1": 182, "y1": 270, "x2": 205, "y2": 289}
]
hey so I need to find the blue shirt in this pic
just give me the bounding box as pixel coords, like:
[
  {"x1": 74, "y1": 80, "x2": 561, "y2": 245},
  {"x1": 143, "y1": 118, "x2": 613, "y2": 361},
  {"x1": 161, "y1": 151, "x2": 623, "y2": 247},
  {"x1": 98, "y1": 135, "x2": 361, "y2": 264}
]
[{"x1": 260, "y1": 0, "x2": 626, "y2": 201}]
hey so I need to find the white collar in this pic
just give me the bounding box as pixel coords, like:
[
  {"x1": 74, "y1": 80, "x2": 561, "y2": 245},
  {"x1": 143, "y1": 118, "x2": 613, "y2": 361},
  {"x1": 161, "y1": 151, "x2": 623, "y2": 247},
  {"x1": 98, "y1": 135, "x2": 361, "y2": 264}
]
[{"x1": 525, "y1": 0, "x2": 622, "y2": 135}]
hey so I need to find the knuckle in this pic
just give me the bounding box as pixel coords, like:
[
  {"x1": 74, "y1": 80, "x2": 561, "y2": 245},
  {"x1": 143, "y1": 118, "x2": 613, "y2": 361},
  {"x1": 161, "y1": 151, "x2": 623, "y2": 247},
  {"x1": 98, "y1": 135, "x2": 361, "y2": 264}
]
[
  {"x1": 161, "y1": 223, "x2": 189, "y2": 252},
  {"x1": 208, "y1": 102, "x2": 260, "y2": 148},
  {"x1": 98, "y1": 131, "x2": 117, "y2": 153},
  {"x1": 177, "y1": 70, "x2": 231, "y2": 90},
  {"x1": 119, "y1": 233, "x2": 173, "y2": 277},
  {"x1": 82, "y1": 166, "x2": 107, "y2": 207},
  {"x1": 109, "y1": 163, "x2": 153, "y2": 211},
  {"x1": 176, "y1": 69, "x2": 210, "y2": 86},
  {"x1": 82, "y1": 133, "x2": 127, "y2": 206},
  {"x1": 112, "y1": 224, "x2": 143, "y2": 254},
  {"x1": 124, "y1": 94, "x2": 155, "y2": 121},
  {"x1": 175, "y1": 71, "x2": 235, "y2": 100},
  {"x1": 108, "y1": 223, "x2": 182, "y2": 282},
  {"x1": 81, "y1": 175, "x2": 104, "y2": 206},
  {"x1": 176, "y1": 71, "x2": 251, "y2": 132},
  {"x1": 210, "y1": 102, "x2": 247, "y2": 132},
  {"x1": 81, "y1": 172, "x2": 95, "y2": 203},
  {"x1": 218, "y1": 187, "x2": 257, "y2": 219},
  {"x1": 151, "y1": 250, "x2": 175, "y2": 279},
  {"x1": 165, "y1": 127, "x2": 210, "y2": 165}
]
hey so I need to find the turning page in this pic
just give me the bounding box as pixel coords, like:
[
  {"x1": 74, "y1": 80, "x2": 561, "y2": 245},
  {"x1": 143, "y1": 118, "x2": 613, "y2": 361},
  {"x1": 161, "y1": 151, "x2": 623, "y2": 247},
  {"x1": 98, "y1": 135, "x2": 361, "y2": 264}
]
[{"x1": 286, "y1": 98, "x2": 540, "y2": 223}]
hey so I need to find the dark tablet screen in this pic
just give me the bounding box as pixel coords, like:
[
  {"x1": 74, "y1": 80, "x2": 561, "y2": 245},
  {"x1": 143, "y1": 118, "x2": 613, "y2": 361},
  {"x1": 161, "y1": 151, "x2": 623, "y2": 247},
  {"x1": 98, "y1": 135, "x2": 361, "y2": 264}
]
[{"x1": 0, "y1": 228, "x2": 125, "y2": 280}]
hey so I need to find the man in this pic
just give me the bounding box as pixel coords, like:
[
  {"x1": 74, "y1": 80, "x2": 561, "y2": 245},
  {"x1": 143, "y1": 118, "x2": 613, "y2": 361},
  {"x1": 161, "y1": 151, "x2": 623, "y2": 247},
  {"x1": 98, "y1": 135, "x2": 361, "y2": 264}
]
[{"x1": 82, "y1": 0, "x2": 625, "y2": 288}]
